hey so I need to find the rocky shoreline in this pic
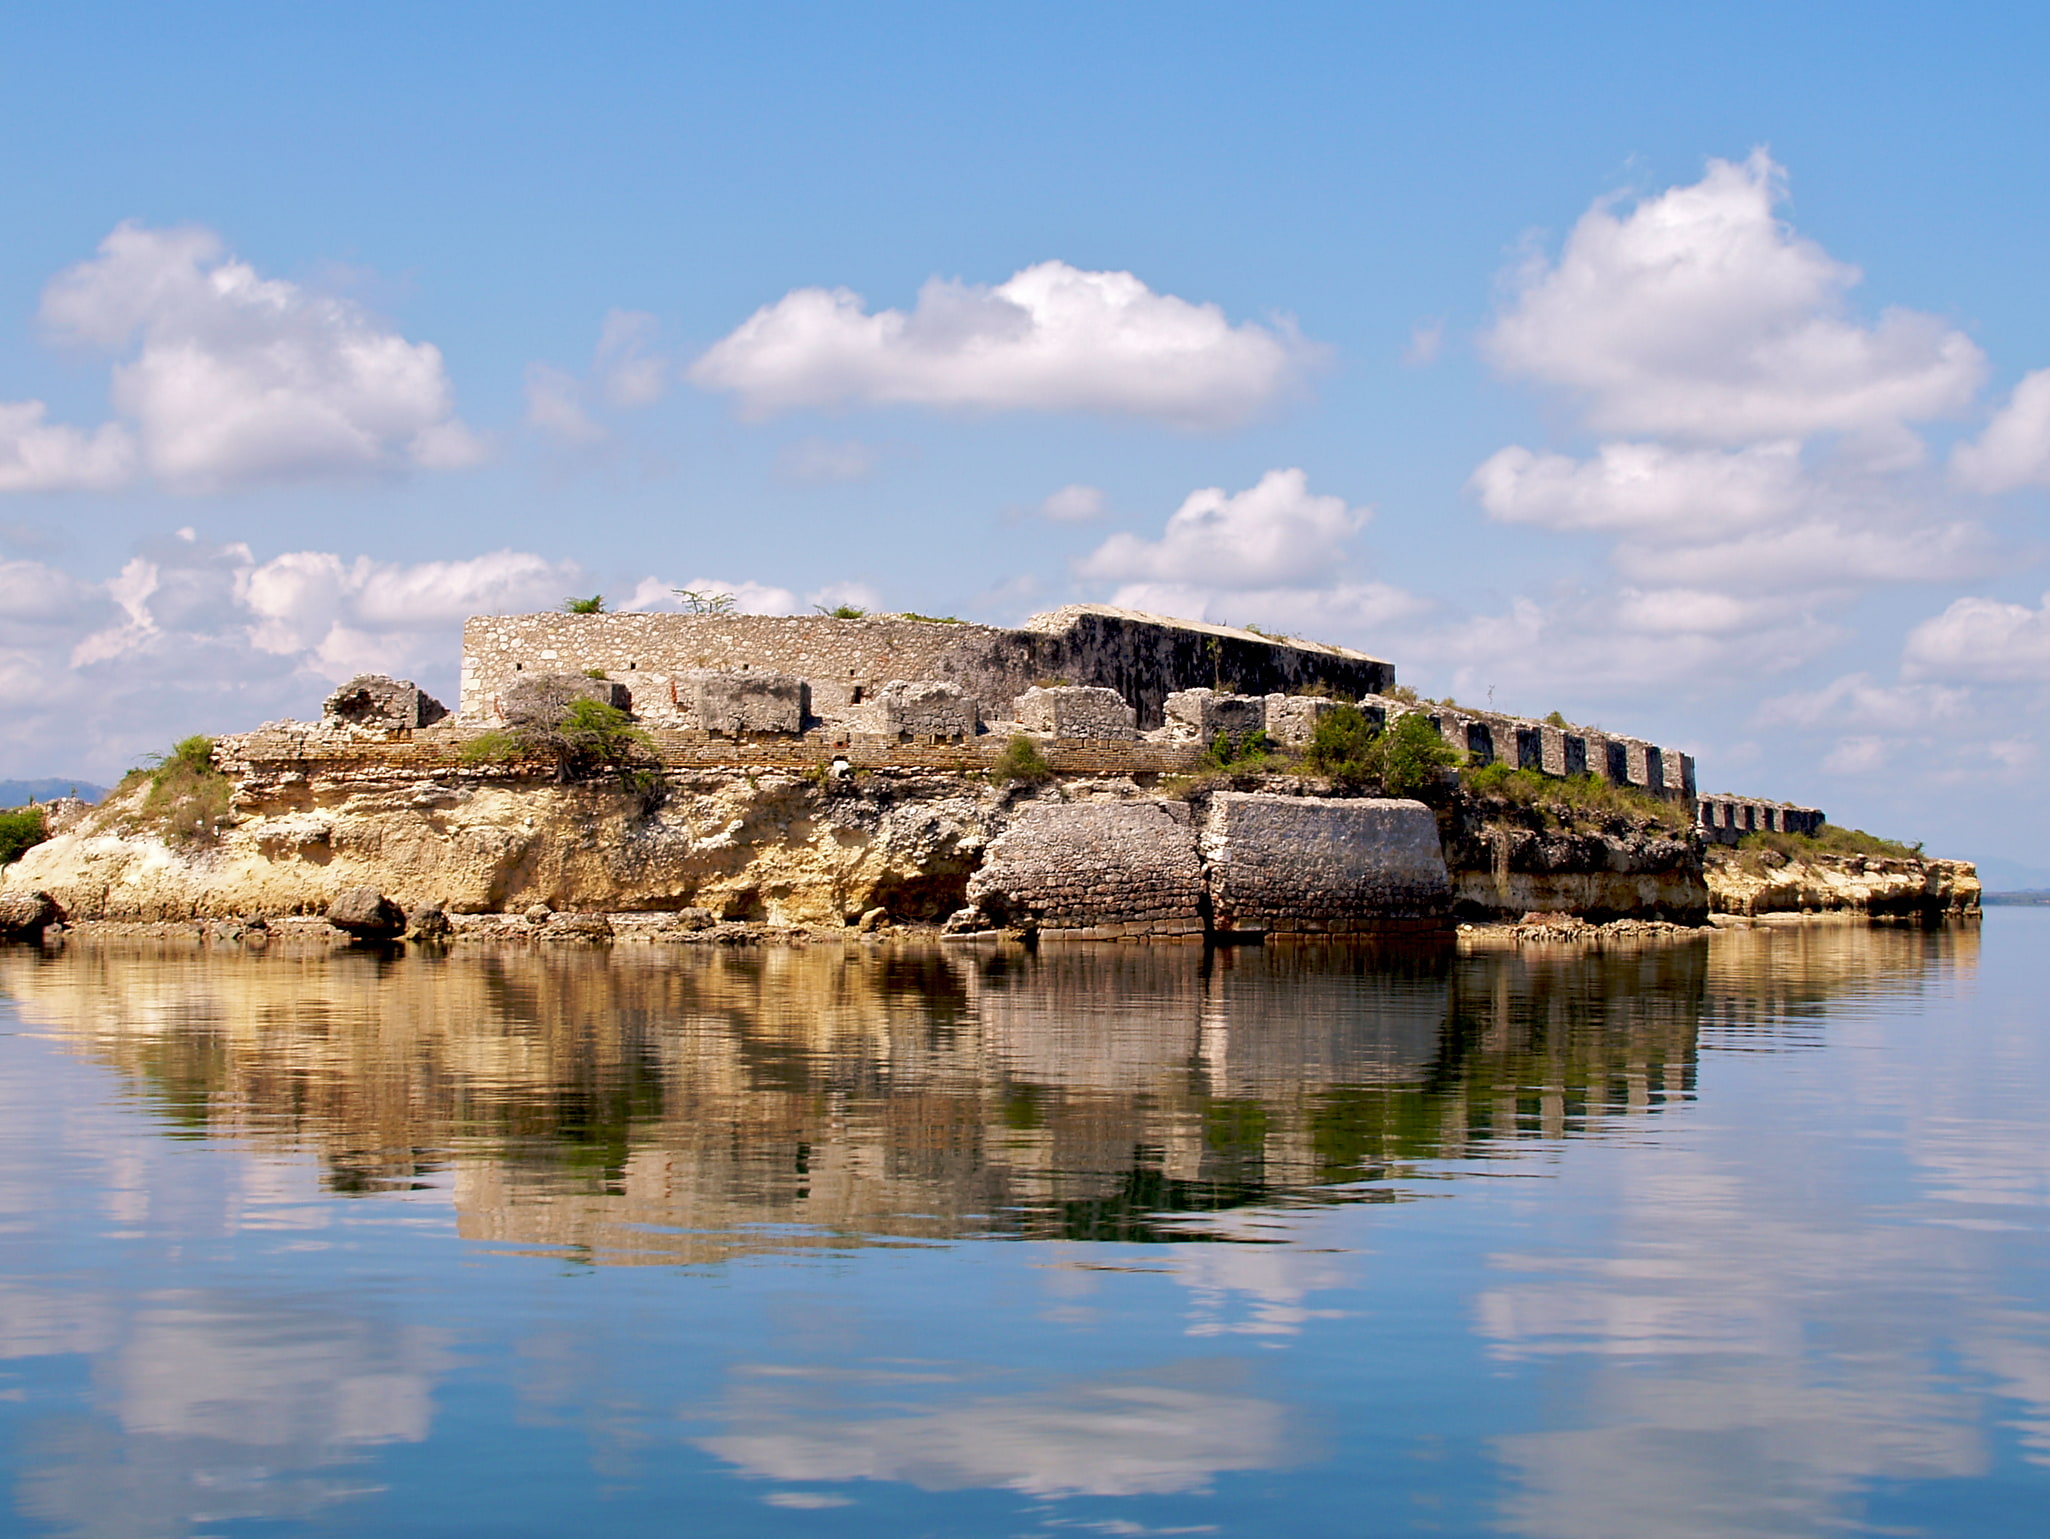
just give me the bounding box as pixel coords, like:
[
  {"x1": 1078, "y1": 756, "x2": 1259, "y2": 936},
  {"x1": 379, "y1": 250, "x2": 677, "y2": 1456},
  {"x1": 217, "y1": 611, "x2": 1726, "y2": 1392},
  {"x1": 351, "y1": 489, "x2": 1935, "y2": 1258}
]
[{"x1": 0, "y1": 749, "x2": 1978, "y2": 948}]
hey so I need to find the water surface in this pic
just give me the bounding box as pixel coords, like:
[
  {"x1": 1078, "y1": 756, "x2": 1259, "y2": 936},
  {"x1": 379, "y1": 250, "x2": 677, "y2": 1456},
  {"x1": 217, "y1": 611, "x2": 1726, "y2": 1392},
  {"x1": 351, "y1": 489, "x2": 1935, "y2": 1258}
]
[{"x1": 0, "y1": 917, "x2": 2043, "y2": 1537}]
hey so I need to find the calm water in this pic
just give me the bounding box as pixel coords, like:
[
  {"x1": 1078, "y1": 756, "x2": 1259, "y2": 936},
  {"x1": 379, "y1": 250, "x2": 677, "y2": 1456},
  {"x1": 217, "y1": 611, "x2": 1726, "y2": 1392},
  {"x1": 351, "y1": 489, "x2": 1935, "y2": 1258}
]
[{"x1": 0, "y1": 916, "x2": 2043, "y2": 1538}]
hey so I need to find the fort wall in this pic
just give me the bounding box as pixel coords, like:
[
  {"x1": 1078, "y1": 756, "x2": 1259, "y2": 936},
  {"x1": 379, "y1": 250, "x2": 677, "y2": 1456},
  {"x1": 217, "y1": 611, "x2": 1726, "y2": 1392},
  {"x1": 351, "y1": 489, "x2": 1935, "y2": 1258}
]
[{"x1": 460, "y1": 604, "x2": 1394, "y2": 729}]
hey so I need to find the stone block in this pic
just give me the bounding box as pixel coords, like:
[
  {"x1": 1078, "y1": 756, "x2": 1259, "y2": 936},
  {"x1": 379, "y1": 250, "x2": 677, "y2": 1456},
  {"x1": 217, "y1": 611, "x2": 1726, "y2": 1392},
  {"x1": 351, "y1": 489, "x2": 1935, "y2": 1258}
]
[
  {"x1": 322, "y1": 674, "x2": 449, "y2": 730},
  {"x1": 502, "y1": 673, "x2": 631, "y2": 724},
  {"x1": 687, "y1": 670, "x2": 806, "y2": 736},
  {"x1": 1012, "y1": 685, "x2": 1137, "y2": 740},
  {"x1": 1164, "y1": 688, "x2": 1267, "y2": 740},
  {"x1": 965, "y1": 801, "x2": 1205, "y2": 936},
  {"x1": 1202, "y1": 792, "x2": 1452, "y2": 934},
  {"x1": 866, "y1": 679, "x2": 979, "y2": 740},
  {"x1": 1262, "y1": 694, "x2": 1340, "y2": 748}
]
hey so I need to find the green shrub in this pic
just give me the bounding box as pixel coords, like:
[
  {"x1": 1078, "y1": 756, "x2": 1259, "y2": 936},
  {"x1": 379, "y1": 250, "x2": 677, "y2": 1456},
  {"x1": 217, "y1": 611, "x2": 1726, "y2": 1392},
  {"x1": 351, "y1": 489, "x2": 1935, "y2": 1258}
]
[
  {"x1": 994, "y1": 733, "x2": 1054, "y2": 785},
  {"x1": 1544, "y1": 710, "x2": 1569, "y2": 727},
  {"x1": 1206, "y1": 728, "x2": 1276, "y2": 769},
  {"x1": 1305, "y1": 704, "x2": 1381, "y2": 784},
  {"x1": 460, "y1": 730, "x2": 520, "y2": 766},
  {"x1": 562, "y1": 595, "x2": 605, "y2": 614},
  {"x1": 471, "y1": 687, "x2": 654, "y2": 783},
  {"x1": 131, "y1": 736, "x2": 233, "y2": 846},
  {"x1": 1380, "y1": 712, "x2": 1460, "y2": 797},
  {"x1": 896, "y1": 612, "x2": 960, "y2": 624},
  {"x1": 814, "y1": 603, "x2": 868, "y2": 619},
  {"x1": 0, "y1": 806, "x2": 48, "y2": 867}
]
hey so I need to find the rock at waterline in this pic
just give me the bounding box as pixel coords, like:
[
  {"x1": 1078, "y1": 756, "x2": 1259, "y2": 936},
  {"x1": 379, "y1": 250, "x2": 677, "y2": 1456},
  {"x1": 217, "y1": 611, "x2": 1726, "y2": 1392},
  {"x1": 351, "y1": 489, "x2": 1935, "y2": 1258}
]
[
  {"x1": 327, "y1": 887, "x2": 406, "y2": 938},
  {"x1": 0, "y1": 889, "x2": 64, "y2": 941}
]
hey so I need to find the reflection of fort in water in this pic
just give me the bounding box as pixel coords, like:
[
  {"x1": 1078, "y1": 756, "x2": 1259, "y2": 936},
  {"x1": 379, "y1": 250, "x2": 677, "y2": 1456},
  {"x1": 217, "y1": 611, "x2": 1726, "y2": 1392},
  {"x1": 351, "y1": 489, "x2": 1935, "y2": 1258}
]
[{"x1": 0, "y1": 925, "x2": 1977, "y2": 1265}]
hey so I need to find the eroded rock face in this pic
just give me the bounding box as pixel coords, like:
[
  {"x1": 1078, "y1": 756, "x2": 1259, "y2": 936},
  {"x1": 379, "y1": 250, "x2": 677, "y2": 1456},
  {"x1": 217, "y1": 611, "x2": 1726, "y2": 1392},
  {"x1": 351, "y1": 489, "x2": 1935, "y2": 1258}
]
[
  {"x1": 1203, "y1": 793, "x2": 1451, "y2": 934},
  {"x1": 966, "y1": 801, "x2": 1206, "y2": 939},
  {"x1": 6, "y1": 767, "x2": 1002, "y2": 929},
  {"x1": 1705, "y1": 851, "x2": 1981, "y2": 919},
  {"x1": 1443, "y1": 806, "x2": 1709, "y2": 923}
]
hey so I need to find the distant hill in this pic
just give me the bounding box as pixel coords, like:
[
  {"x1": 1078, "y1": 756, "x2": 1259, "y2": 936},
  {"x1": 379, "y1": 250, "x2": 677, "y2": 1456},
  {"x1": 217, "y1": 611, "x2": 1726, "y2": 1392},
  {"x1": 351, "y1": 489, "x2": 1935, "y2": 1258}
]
[
  {"x1": 1972, "y1": 855, "x2": 2050, "y2": 895},
  {"x1": 0, "y1": 778, "x2": 108, "y2": 808}
]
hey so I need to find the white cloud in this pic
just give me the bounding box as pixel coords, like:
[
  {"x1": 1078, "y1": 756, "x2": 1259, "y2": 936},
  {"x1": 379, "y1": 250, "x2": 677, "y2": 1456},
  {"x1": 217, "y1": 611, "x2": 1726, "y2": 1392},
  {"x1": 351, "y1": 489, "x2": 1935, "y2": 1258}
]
[
  {"x1": 1820, "y1": 735, "x2": 1890, "y2": 774},
  {"x1": 0, "y1": 537, "x2": 614, "y2": 779},
  {"x1": 1485, "y1": 150, "x2": 1983, "y2": 446},
  {"x1": 592, "y1": 309, "x2": 667, "y2": 408},
  {"x1": 236, "y1": 549, "x2": 580, "y2": 677},
  {"x1": 1068, "y1": 469, "x2": 1420, "y2": 647},
  {"x1": 616, "y1": 576, "x2": 807, "y2": 616},
  {"x1": 1613, "y1": 519, "x2": 1991, "y2": 591},
  {"x1": 1751, "y1": 673, "x2": 1973, "y2": 730},
  {"x1": 0, "y1": 401, "x2": 137, "y2": 492},
  {"x1": 1079, "y1": 468, "x2": 1364, "y2": 588},
  {"x1": 1952, "y1": 368, "x2": 2050, "y2": 492},
  {"x1": 38, "y1": 222, "x2": 483, "y2": 493},
  {"x1": 690, "y1": 260, "x2": 1318, "y2": 428},
  {"x1": 1902, "y1": 591, "x2": 2050, "y2": 682},
  {"x1": 699, "y1": 1372, "x2": 1291, "y2": 1498},
  {"x1": 1035, "y1": 483, "x2": 1106, "y2": 523},
  {"x1": 1471, "y1": 440, "x2": 1806, "y2": 536}
]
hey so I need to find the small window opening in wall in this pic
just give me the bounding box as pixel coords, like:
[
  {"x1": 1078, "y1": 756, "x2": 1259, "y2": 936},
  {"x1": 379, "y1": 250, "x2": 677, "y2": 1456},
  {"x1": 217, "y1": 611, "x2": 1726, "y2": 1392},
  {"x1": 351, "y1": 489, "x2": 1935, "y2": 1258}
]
[
  {"x1": 629, "y1": 661, "x2": 637, "y2": 670},
  {"x1": 851, "y1": 686, "x2": 865, "y2": 704},
  {"x1": 514, "y1": 662, "x2": 523, "y2": 671}
]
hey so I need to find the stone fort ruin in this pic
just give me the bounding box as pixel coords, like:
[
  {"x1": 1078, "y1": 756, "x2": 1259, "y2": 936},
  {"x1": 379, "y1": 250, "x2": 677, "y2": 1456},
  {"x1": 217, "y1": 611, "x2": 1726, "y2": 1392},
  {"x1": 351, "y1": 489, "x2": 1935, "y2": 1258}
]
[{"x1": 316, "y1": 603, "x2": 1816, "y2": 840}]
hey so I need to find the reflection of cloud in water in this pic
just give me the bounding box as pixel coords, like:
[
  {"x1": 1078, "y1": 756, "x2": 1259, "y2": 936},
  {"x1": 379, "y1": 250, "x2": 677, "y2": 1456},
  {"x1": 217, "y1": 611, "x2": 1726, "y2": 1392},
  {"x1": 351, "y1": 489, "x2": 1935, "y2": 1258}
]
[
  {"x1": 8, "y1": 1288, "x2": 446, "y2": 1539},
  {"x1": 698, "y1": 1365, "x2": 1292, "y2": 1497}
]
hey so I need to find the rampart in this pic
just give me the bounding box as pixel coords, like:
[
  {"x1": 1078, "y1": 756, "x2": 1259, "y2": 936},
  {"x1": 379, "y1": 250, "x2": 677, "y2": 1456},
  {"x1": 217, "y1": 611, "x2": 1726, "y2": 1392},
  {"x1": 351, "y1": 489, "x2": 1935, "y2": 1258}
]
[
  {"x1": 1695, "y1": 796, "x2": 1826, "y2": 843},
  {"x1": 460, "y1": 604, "x2": 1395, "y2": 729}
]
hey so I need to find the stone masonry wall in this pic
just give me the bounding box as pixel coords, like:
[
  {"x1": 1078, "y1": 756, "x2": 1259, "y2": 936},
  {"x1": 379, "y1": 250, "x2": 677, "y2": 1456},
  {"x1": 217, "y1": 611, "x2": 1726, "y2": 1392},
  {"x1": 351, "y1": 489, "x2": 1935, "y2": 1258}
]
[
  {"x1": 461, "y1": 604, "x2": 1394, "y2": 729},
  {"x1": 965, "y1": 802, "x2": 1208, "y2": 939},
  {"x1": 1202, "y1": 793, "x2": 1452, "y2": 934}
]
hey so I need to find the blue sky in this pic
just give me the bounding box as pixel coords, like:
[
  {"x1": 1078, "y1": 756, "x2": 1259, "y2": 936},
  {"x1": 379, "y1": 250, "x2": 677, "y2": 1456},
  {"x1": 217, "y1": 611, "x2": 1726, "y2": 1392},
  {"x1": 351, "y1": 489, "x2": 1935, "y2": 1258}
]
[{"x1": 3, "y1": 2, "x2": 2048, "y2": 871}]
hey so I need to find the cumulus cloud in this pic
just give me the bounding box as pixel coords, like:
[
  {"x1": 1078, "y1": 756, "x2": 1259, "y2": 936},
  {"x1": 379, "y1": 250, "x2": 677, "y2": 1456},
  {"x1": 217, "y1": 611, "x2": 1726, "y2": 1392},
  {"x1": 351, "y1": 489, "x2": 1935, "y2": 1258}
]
[
  {"x1": 1034, "y1": 483, "x2": 1106, "y2": 523},
  {"x1": 1079, "y1": 468, "x2": 1364, "y2": 588},
  {"x1": 1470, "y1": 440, "x2": 1807, "y2": 536},
  {"x1": 1072, "y1": 469, "x2": 1421, "y2": 644},
  {"x1": 0, "y1": 537, "x2": 600, "y2": 778},
  {"x1": 1485, "y1": 150, "x2": 1983, "y2": 445},
  {"x1": 1952, "y1": 368, "x2": 2050, "y2": 492},
  {"x1": 1458, "y1": 153, "x2": 2016, "y2": 713},
  {"x1": 1902, "y1": 591, "x2": 2050, "y2": 682},
  {"x1": 0, "y1": 401, "x2": 137, "y2": 492},
  {"x1": 689, "y1": 260, "x2": 1318, "y2": 428},
  {"x1": 36, "y1": 222, "x2": 483, "y2": 493}
]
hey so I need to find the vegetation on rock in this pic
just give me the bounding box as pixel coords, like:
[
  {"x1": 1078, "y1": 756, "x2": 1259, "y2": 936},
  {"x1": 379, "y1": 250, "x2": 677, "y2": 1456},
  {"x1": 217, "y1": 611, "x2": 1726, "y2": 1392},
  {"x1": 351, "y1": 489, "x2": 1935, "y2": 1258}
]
[
  {"x1": 0, "y1": 805, "x2": 48, "y2": 867},
  {"x1": 562, "y1": 595, "x2": 606, "y2": 614},
  {"x1": 116, "y1": 736, "x2": 234, "y2": 846},
  {"x1": 463, "y1": 685, "x2": 654, "y2": 785},
  {"x1": 994, "y1": 733, "x2": 1054, "y2": 785},
  {"x1": 1462, "y1": 760, "x2": 1690, "y2": 833}
]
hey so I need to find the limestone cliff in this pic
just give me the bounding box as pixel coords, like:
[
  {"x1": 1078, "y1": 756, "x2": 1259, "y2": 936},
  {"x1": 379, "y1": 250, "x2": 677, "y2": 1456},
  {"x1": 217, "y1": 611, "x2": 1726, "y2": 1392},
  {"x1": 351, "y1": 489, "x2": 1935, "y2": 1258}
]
[
  {"x1": 1, "y1": 762, "x2": 1004, "y2": 927},
  {"x1": 1705, "y1": 847, "x2": 1981, "y2": 920},
  {"x1": 1441, "y1": 795, "x2": 1710, "y2": 923}
]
